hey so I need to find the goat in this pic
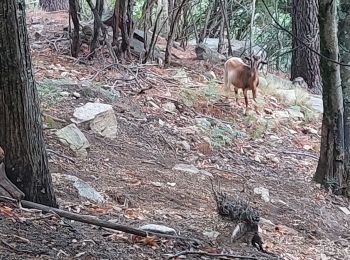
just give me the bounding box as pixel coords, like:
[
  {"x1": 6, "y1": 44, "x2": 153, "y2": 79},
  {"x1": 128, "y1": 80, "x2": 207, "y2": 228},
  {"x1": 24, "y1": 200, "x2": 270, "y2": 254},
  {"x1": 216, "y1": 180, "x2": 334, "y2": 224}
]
[{"x1": 223, "y1": 55, "x2": 267, "y2": 114}]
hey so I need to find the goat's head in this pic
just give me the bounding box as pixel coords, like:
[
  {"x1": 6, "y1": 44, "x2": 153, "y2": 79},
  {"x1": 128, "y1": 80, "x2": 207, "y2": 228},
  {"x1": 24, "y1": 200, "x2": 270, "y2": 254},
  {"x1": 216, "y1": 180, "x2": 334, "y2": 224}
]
[{"x1": 244, "y1": 55, "x2": 267, "y2": 70}]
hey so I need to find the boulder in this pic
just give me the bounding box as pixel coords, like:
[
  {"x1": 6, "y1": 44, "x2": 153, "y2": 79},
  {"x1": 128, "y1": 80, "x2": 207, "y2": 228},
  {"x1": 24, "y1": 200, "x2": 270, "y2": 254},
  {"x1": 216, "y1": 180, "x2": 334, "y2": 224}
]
[
  {"x1": 72, "y1": 102, "x2": 118, "y2": 139},
  {"x1": 195, "y1": 43, "x2": 226, "y2": 63},
  {"x1": 56, "y1": 124, "x2": 90, "y2": 158}
]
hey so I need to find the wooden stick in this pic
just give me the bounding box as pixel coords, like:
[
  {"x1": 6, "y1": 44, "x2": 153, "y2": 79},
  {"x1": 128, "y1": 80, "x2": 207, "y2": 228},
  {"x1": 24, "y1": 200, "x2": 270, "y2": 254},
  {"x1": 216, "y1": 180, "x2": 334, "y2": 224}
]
[
  {"x1": 20, "y1": 200, "x2": 200, "y2": 243},
  {"x1": 281, "y1": 151, "x2": 319, "y2": 160},
  {"x1": 165, "y1": 250, "x2": 258, "y2": 259}
]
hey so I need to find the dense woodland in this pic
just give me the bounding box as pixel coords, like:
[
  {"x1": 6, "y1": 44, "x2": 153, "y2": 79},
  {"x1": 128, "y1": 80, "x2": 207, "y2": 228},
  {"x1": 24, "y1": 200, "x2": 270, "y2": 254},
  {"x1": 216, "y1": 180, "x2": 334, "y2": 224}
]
[{"x1": 0, "y1": 0, "x2": 350, "y2": 259}]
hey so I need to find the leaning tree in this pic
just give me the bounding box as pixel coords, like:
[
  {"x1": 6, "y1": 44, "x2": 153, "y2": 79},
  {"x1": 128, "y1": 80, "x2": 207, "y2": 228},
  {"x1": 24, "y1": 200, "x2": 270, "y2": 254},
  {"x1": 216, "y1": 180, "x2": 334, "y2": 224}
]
[
  {"x1": 314, "y1": 0, "x2": 350, "y2": 196},
  {"x1": 0, "y1": 0, "x2": 57, "y2": 206}
]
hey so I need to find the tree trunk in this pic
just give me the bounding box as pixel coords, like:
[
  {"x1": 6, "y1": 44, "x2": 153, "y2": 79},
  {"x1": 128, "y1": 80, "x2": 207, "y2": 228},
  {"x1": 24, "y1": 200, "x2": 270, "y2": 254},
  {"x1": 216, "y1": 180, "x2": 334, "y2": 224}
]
[
  {"x1": 339, "y1": 1, "x2": 350, "y2": 196},
  {"x1": 90, "y1": 0, "x2": 104, "y2": 55},
  {"x1": 314, "y1": 0, "x2": 349, "y2": 196},
  {"x1": 291, "y1": 0, "x2": 322, "y2": 94},
  {"x1": 157, "y1": 0, "x2": 169, "y2": 37},
  {"x1": 69, "y1": 0, "x2": 80, "y2": 57},
  {"x1": 0, "y1": 0, "x2": 57, "y2": 206},
  {"x1": 39, "y1": 0, "x2": 68, "y2": 11}
]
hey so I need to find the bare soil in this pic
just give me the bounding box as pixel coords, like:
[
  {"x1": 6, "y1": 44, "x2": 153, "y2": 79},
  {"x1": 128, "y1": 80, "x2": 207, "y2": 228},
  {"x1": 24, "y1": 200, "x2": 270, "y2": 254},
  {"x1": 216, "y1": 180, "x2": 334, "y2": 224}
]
[{"x1": 0, "y1": 10, "x2": 349, "y2": 260}]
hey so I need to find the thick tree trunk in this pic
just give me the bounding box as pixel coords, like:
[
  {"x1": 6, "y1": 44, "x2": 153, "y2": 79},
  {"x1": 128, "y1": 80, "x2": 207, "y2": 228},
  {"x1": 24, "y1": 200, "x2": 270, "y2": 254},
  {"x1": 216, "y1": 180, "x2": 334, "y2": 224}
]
[
  {"x1": 291, "y1": 0, "x2": 322, "y2": 94},
  {"x1": 314, "y1": 0, "x2": 348, "y2": 196},
  {"x1": 39, "y1": 0, "x2": 68, "y2": 11},
  {"x1": 339, "y1": 1, "x2": 350, "y2": 196},
  {"x1": 0, "y1": 0, "x2": 57, "y2": 206}
]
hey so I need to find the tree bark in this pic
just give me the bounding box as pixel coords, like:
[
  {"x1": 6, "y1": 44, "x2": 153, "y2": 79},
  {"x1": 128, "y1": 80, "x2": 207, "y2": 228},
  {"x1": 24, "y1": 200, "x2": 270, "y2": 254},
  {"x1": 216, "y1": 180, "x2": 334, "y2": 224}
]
[
  {"x1": 157, "y1": 0, "x2": 169, "y2": 37},
  {"x1": 314, "y1": 0, "x2": 348, "y2": 196},
  {"x1": 338, "y1": 1, "x2": 350, "y2": 196},
  {"x1": 291, "y1": 0, "x2": 322, "y2": 94},
  {"x1": 39, "y1": 0, "x2": 68, "y2": 11},
  {"x1": 0, "y1": 0, "x2": 57, "y2": 206},
  {"x1": 69, "y1": 0, "x2": 80, "y2": 57}
]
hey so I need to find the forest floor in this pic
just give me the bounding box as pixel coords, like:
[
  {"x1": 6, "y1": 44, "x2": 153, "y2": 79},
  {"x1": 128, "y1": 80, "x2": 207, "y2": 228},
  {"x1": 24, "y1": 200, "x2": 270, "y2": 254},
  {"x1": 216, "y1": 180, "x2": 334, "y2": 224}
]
[{"x1": 0, "y1": 10, "x2": 350, "y2": 260}]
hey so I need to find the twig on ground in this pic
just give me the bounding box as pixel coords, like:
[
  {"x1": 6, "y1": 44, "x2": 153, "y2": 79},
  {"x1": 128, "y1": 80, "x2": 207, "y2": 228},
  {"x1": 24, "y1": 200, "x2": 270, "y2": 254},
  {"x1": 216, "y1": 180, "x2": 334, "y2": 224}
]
[
  {"x1": 165, "y1": 250, "x2": 258, "y2": 259},
  {"x1": 1, "y1": 239, "x2": 34, "y2": 254},
  {"x1": 20, "y1": 200, "x2": 200, "y2": 243},
  {"x1": 281, "y1": 150, "x2": 319, "y2": 160},
  {"x1": 46, "y1": 149, "x2": 75, "y2": 163}
]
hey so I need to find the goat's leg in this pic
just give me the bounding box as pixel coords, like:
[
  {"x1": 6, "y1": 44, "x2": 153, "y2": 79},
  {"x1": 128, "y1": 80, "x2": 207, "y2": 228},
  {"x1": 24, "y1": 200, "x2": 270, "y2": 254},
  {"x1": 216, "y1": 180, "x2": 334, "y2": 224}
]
[
  {"x1": 252, "y1": 88, "x2": 260, "y2": 115},
  {"x1": 243, "y1": 89, "x2": 249, "y2": 115},
  {"x1": 234, "y1": 87, "x2": 239, "y2": 104}
]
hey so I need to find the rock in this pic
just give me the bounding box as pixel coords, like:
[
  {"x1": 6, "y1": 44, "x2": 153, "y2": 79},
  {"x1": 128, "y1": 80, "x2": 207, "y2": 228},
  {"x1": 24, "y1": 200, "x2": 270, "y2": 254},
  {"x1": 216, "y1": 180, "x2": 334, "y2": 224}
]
[
  {"x1": 64, "y1": 174, "x2": 105, "y2": 203},
  {"x1": 200, "y1": 170, "x2": 213, "y2": 178},
  {"x1": 178, "y1": 141, "x2": 191, "y2": 152},
  {"x1": 60, "y1": 91, "x2": 70, "y2": 97},
  {"x1": 72, "y1": 102, "x2": 113, "y2": 123},
  {"x1": 286, "y1": 106, "x2": 304, "y2": 119},
  {"x1": 56, "y1": 124, "x2": 90, "y2": 158},
  {"x1": 195, "y1": 117, "x2": 211, "y2": 129},
  {"x1": 254, "y1": 187, "x2": 270, "y2": 202},
  {"x1": 339, "y1": 206, "x2": 350, "y2": 215},
  {"x1": 276, "y1": 89, "x2": 297, "y2": 104},
  {"x1": 90, "y1": 109, "x2": 118, "y2": 139},
  {"x1": 162, "y1": 102, "x2": 177, "y2": 113},
  {"x1": 195, "y1": 43, "x2": 226, "y2": 63},
  {"x1": 151, "y1": 181, "x2": 163, "y2": 187},
  {"x1": 72, "y1": 102, "x2": 118, "y2": 139},
  {"x1": 292, "y1": 77, "x2": 308, "y2": 89},
  {"x1": 72, "y1": 92, "x2": 81, "y2": 98},
  {"x1": 173, "y1": 164, "x2": 199, "y2": 174},
  {"x1": 140, "y1": 224, "x2": 177, "y2": 235},
  {"x1": 274, "y1": 110, "x2": 290, "y2": 119},
  {"x1": 259, "y1": 76, "x2": 268, "y2": 88},
  {"x1": 307, "y1": 94, "x2": 323, "y2": 113},
  {"x1": 203, "y1": 230, "x2": 220, "y2": 239}
]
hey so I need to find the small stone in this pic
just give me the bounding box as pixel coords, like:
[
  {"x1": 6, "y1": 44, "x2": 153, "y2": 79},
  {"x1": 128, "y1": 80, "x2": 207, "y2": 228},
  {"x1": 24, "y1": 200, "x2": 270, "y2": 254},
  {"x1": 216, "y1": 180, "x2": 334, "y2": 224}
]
[
  {"x1": 167, "y1": 182, "x2": 176, "y2": 187},
  {"x1": 72, "y1": 92, "x2": 81, "y2": 98},
  {"x1": 173, "y1": 164, "x2": 199, "y2": 174},
  {"x1": 151, "y1": 181, "x2": 163, "y2": 187},
  {"x1": 289, "y1": 129, "x2": 298, "y2": 134},
  {"x1": 60, "y1": 91, "x2": 70, "y2": 97},
  {"x1": 339, "y1": 206, "x2": 350, "y2": 215},
  {"x1": 203, "y1": 230, "x2": 220, "y2": 239},
  {"x1": 178, "y1": 141, "x2": 191, "y2": 152},
  {"x1": 162, "y1": 102, "x2": 177, "y2": 113},
  {"x1": 303, "y1": 127, "x2": 318, "y2": 135},
  {"x1": 199, "y1": 170, "x2": 213, "y2": 178},
  {"x1": 158, "y1": 119, "x2": 165, "y2": 127},
  {"x1": 140, "y1": 224, "x2": 176, "y2": 235},
  {"x1": 254, "y1": 187, "x2": 270, "y2": 202}
]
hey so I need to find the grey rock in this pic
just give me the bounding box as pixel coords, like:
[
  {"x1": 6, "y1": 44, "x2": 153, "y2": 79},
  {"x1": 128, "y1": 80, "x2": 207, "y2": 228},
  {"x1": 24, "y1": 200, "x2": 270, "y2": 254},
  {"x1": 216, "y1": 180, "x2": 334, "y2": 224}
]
[
  {"x1": 203, "y1": 230, "x2": 220, "y2": 239},
  {"x1": 60, "y1": 91, "x2": 70, "y2": 97},
  {"x1": 56, "y1": 124, "x2": 90, "y2": 158},
  {"x1": 195, "y1": 43, "x2": 226, "y2": 63},
  {"x1": 140, "y1": 224, "x2": 177, "y2": 235},
  {"x1": 72, "y1": 102, "x2": 118, "y2": 139},
  {"x1": 162, "y1": 102, "x2": 177, "y2": 113},
  {"x1": 254, "y1": 187, "x2": 270, "y2": 202},
  {"x1": 178, "y1": 141, "x2": 191, "y2": 152},
  {"x1": 53, "y1": 173, "x2": 105, "y2": 203},
  {"x1": 173, "y1": 164, "x2": 199, "y2": 174}
]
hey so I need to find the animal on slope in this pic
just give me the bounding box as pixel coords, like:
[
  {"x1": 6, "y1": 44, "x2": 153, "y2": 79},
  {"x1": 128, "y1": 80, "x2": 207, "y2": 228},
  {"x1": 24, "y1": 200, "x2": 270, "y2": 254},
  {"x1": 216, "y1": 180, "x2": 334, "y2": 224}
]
[{"x1": 223, "y1": 55, "x2": 267, "y2": 114}]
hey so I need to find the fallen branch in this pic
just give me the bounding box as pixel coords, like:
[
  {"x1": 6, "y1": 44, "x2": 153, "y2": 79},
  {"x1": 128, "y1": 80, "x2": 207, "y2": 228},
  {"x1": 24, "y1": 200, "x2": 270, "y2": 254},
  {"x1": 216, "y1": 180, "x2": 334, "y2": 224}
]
[
  {"x1": 165, "y1": 250, "x2": 258, "y2": 259},
  {"x1": 20, "y1": 200, "x2": 200, "y2": 243},
  {"x1": 46, "y1": 149, "x2": 75, "y2": 163},
  {"x1": 281, "y1": 151, "x2": 319, "y2": 160}
]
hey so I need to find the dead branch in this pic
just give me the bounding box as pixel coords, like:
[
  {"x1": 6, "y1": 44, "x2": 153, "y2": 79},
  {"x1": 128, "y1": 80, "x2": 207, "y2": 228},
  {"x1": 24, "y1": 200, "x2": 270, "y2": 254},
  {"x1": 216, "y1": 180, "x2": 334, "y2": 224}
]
[
  {"x1": 0, "y1": 163, "x2": 24, "y2": 200},
  {"x1": 165, "y1": 250, "x2": 258, "y2": 259},
  {"x1": 46, "y1": 149, "x2": 76, "y2": 163},
  {"x1": 281, "y1": 151, "x2": 319, "y2": 160},
  {"x1": 20, "y1": 200, "x2": 200, "y2": 243}
]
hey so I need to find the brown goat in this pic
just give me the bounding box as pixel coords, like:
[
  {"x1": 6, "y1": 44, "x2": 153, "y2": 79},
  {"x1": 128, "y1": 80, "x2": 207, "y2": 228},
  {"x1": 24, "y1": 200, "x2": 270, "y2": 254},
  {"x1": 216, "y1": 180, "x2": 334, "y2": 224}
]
[{"x1": 224, "y1": 55, "x2": 266, "y2": 113}]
